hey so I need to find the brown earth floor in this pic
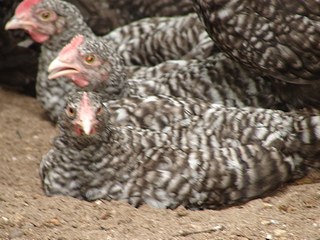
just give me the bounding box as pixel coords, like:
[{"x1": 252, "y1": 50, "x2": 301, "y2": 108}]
[{"x1": 0, "y1": 87, "x2": 319, "y2": 240}]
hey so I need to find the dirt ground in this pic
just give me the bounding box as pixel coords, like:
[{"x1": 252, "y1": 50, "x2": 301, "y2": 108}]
[{"x1": 0, "y1": 86, "x2": 319, "y2": 240}]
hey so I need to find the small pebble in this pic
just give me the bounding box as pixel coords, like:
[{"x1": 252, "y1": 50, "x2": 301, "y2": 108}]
[
  {"x1": 261, "y1": 220, "x2": 271, "y2": 225},
  {"x1": 274, "y1": 229, "x2": 287, "y2": 237},
  {"x1": 71, "y1": 224, "x2": 78, "y2": 228},
  {"x1": 261, "y1": 220, "x2": 279, "y2": 225},
  {"x1": 263, "y1": 203, "x2": 274, "y2": 208},
  {"x1": 101, "y1": 211, "x2": 112, "y2": 220},
  {"x1": 14, "y1": 191, "x2": 24, "y2": 198},
  {"x1": 265, "y1": 233, "x2": 273, "y2": 240},
  {"x1": 212, "y1": 225, "x2": 225, "y2": 231},
  {"x1": 313, "y1": 218, "x2": 320, "y2": 227},
  {"x1": 175, "y1": 207, "x2": 189, "y2": 217},
  {"x1": 32, "y1": 194, "x2": 41, "y2": 199},
  {"x1": 270, "y1": 220, "x2": 279, "y2": 225},
  {"x1": 46, "y1": 218, "x2": 61, "y2": 227},
  {"x1": 100, "y1": 225, "x2": 108, "y2": 231},
  {"x1": 277, "y1": 204, "x2": 289, "y2": 212}
]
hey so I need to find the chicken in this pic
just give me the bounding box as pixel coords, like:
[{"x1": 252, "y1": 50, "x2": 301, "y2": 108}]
[
  {"x1": 5, "y1": 0, "x2": 95, "y2": 121},
  {"x1": 40, "y1": 91, "x2": 320, "y2": 209},
  {"x1": 192, "y1": 0, "x2": 320, "y2": 109},
  {"x1": 5, "y1": 0, "x2": 214, "y2": 121},
  {"x1": 48, "y1": 34, "x2": 287, "y2": 109}
]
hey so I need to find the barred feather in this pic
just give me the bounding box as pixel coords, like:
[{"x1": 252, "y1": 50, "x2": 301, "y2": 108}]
[
  {"x1": 192, "y1": 0, "x2": 320, "y2": 84},
  {"x1": 106, "y1": 13, "x2": 215, "y2": 66}
]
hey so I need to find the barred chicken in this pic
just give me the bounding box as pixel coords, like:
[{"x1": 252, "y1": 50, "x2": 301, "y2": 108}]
[
  {"x1": 5, "y1": 0, "x2": 95, "y2": 121},
  {"x1": 40, "y1": 91, "x2": 320, "y2": 209}
]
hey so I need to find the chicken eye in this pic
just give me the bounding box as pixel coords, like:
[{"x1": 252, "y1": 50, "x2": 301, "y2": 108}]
[
  {"x1": 84, "y1": 54, "x2": 95, "y2": 64},
  {"x1": 40, "y1": 10, "x2": 51, "y2": 20},
  {"x1": 66, "y1": 105, "x2": 76, "y2": 118},
  {"x1": 96, "y1": 106, "x2": 104, "y2": 116}
]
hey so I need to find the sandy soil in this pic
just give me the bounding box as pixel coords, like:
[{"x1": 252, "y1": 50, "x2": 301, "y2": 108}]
[{"x1": 0, "y1": 87, "x2": 319, "y2": 240}]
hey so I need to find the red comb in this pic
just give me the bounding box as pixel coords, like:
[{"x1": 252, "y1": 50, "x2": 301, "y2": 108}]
[
  {"x1": 16, "y1": 0, "x2": 42, "y2": 15},
  {"x1": 60, "y1": 35, "x2": 84, "y2": 56},
  {"x1": 79, "y1": 92, "x2": 94, "y2": 117},
  {"x1": 81, "y1": 92, "x2": 90, "y2": 108}
]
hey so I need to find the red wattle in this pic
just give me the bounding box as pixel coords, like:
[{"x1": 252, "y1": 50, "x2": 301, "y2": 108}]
[
  {"x1": 73, "y1": 77, "x2": 89, "y2": 88},
  {"x1": 29, "y1": 31, "x2": 49, "y2": 43}
]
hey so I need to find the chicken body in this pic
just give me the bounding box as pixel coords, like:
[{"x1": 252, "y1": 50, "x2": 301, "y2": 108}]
[{"x1": 40, "y1": 91, "x2": 320, "y2": 209}]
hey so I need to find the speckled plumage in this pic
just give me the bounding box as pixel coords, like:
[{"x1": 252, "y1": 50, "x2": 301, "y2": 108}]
[
  {"x1": 192, "y1": 0, "x2": 320, "y2": 84},
  {"x1": 40, "y1": 91, "x2": 320, "y2": 209},
  {"x1": 105, "y1": 13, "x2": 216, "y2": 66},
  {"x1": 192, "y1": 0, "x2": 320, "y2": 109},
  {"x1": 101, "y1": 95, "x2": 214, "y2": 131}
]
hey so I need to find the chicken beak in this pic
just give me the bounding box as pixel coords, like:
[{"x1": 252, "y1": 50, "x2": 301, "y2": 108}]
[
  {"x1": 48, "y1": 58, "x2": 79, "y2": 80},
  {"x1": 81, "y1": 117, "x2": 94, "y2": 135},
  {"x1": 5, "y1": 16, "x2": 34, "y2": 30},
  {"x1": 5, "y1": 16, "x2": 22, "y2": 30},
  {"x1": 76, "y1": 92, "x2": 96, "y2": 135}
]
